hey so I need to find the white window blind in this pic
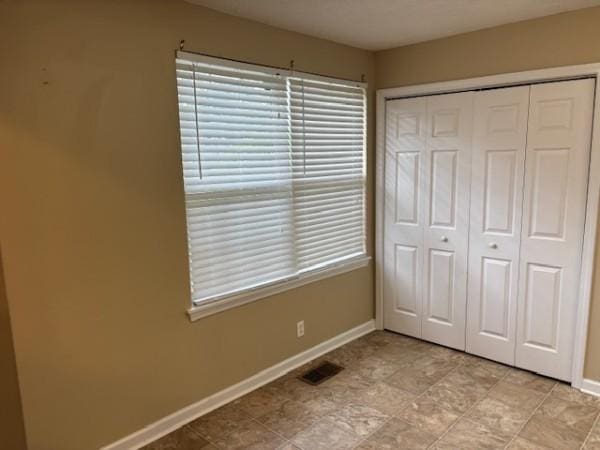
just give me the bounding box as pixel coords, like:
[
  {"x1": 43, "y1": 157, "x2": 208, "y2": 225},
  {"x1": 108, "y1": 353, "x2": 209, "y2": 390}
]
[{"x1": 176, "y1": 52, "x2": 366, "y2": 306}]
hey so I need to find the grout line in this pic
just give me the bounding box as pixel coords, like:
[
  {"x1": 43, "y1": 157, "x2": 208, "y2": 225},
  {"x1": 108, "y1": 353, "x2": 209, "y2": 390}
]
[
  {"x1": 185, "y1": 425, "x2": 224, "y2": 449},
  {"x1": 427, "y1": 362, "x2": 511, "y2": 449},
  {"x1": 248, "y1": 416, "x2": 294, "y2": 449},
  {"x1": 351, "y1": 416, "x2": 394, "y2": 449},
  {"x1": 502, "y1": 382, "x2": 557, "y2": 449},
  {"x1": 580, "y1": 408, "x2": 600, "y2": 450}
]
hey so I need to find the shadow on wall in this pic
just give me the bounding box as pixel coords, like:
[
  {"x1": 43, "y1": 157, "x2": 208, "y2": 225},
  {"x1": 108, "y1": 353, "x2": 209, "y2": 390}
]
[{"x1": 0, "y1": 246, "x2": 27, "y2": 449}]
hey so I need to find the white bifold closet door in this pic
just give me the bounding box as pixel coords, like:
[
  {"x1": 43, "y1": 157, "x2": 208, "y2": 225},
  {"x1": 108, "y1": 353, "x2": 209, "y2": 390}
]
[
  {"x1": 421, "y1": 92, "x2": 473, "y2": 350},
  {"x1": 515, "y1": 79, "x2": 594, "y2": 381},
  {"x1": 383, "y1": 97, "x2": 426, "y2": 338},
  {"x1": 383, "y1": 91, "x2": 473, "y2": 350},
  {"x1": 466, "y1": 86, "x2": 530, "y2": 365}
]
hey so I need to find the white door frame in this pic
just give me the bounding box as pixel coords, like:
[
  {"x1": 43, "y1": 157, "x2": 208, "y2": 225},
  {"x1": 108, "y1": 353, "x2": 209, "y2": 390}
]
[{"x1": 375, "y1": 63, "x2": 600, "y2": 391}]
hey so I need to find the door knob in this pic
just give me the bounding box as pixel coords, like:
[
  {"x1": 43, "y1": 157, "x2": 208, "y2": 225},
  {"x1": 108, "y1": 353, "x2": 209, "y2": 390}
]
[
  {"x1": 440, "y1": 236, "x2": 448, "y2": 242},
  {"x1": 489, "y1": 242, "x2": 498, "y2": 249}
]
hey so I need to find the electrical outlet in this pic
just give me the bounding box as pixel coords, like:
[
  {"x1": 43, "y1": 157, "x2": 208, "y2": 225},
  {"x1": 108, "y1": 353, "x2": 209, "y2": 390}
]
[{"x1": 297, "y1": 320, "x2": 305, "y2": 337}]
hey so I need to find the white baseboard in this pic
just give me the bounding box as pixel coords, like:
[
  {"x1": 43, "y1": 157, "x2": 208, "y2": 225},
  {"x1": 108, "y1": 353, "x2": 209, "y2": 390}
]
[
  {"x1": 580, "y1": 378, "x2": 600, "y2": 397},
  {"x1": 102, "y1": 319, "x2": 376, "y2": 450}
]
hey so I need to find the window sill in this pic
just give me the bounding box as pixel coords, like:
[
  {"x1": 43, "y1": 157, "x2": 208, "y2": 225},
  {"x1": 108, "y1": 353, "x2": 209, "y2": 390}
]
[{"x1": 187, "y1": 255, "x2": 371, "y2": 322}]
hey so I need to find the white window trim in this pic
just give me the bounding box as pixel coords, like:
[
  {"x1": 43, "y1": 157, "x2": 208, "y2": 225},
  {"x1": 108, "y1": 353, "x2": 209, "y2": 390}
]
[{"x1": 188, "y1": 255, "x2": 370, "y2": 321}]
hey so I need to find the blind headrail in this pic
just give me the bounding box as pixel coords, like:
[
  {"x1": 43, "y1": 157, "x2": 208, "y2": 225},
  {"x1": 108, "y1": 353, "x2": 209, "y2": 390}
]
[{"x1": 175, "y1": 49, "x2": 367, "y2": 88}]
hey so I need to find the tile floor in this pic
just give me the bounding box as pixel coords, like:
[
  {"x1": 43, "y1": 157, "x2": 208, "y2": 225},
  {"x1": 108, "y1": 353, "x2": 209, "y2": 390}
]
[{"x1": 143, "y1": 331, "x2": 600, "y2": 449}]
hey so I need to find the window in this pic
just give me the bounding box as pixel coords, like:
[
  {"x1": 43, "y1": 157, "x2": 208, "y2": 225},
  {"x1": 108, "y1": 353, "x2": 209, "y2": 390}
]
[{"x1": 175, "y1": 51, "x2": 367, "y2": 317}]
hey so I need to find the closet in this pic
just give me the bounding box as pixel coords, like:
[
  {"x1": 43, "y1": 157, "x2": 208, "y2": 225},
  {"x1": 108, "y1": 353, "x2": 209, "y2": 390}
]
[{"x1": 382, "y1": 79, "x2": 595, "y2": 381}]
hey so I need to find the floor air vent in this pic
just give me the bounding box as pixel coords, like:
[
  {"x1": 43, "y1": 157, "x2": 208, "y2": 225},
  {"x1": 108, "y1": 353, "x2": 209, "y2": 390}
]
[{"x1": 299, "y1": 361, "x2": 344, "y2": 385}]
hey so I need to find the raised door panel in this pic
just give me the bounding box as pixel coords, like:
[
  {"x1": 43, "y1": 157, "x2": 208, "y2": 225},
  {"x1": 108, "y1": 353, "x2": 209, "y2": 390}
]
[
  {"x1": 394, "y1": 152, "x2": 420, "y2": 225},
  {"x1": 528, "y1": 148, "x2": 570, "y2": 240},
  {"x1": 421, "y1": 91, "x2": 473, "y2": 350},
  {"x1": 393, "y1": 245, "x2": 420, "y2": 317},
  {"x1": 430, "y1": 150, "x2": 458, "y2": 228},
  {"x1": 466, "y1": 86, "x2": 529, "y2": 365},
  {"x1": 484, "y1": 150, "x2": 518, "y2": 234},
  {"x1": 479, "y1": 257, "x2": 512, "y2": 339},
  {"x1": 522, "y1": 263, "x2": 562, "y2": 351},
  {"x1": 516, "y1": 79, "x2": 594, "y2": 381},
  {"x1": 427, "y1": 249, "x2": 455, "y2": 324},
  {"x1": 383, "y1": 98, "x2": 426, "y2": 337}
]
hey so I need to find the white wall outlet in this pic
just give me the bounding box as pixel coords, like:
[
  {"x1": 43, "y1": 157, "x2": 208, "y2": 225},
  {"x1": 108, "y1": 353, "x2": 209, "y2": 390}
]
[{"x1": 297, "y1": 320, "x2": 305, "y2": 337}]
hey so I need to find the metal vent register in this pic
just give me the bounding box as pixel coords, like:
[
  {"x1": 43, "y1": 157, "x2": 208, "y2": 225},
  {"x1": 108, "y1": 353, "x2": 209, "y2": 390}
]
[{"x1": 298, "y1": 361, "x2": 344, "y2": 385}]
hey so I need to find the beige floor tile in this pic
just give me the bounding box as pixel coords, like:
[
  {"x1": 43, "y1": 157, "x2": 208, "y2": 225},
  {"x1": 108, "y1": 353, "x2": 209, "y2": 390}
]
[
  {"x1": 291, "y1": 419, "x2": 362, "y2": 450},
  {"x1": 553, "y1": 383, "x2": 600, "y2": 408},
  {"x1": 263, "y1": 376, "x2": 310, "y2": 401},
  {"x1": 385, "y1": 356, "x2": 458, "y2": 395},
  {"x1": 372, "y1": 345, "x2": 421, "y2": 365},
  {"x1": 585, "y1": 421, "x2": 600, "y2": 449},
  {"x1": 212, "y1": 419, "x2": 285, "y2": 449},
  {"x1": 358, "y1": 330, "x2": 397, "y2": 348},
  {"x1": 325, "y1": 403, "x2": 390, "y2": 437},
  {"x1": 424, "y1": 344, "x2": 469, "y2": 363},
  {"x1": 297, "y1": 389, "x2": 347, "y2": 416},
  {"x1": 422, "y1": 378, "x2": 486, "y2": 414},
  {"x1": 256, "y1": 399, "x2": 320, "y2": 439},
  {"x1": 233, "y1": 386, "x2": 290, "y2": 418},
  {"x1": 385, "y1": 369, "x2": 435, "y2": 396},
  {"x1": 379, "y1": 332, "x2": 425, "y2": 349},
  {"x1": 316, "y1": 373, "x2": 374, "y2": 410},
  {"x1": 457, "y1": 358, "x2": 508, "y2": 388},
  {"x1": 323, "y1": 402, "x2": 389, "y2": 437},
  {"x1": 325, "y1": 370, "x2": 373, "y2": 392},
  {"x1": 277, "y1": 443, "x2": 301, "y2": 450},
  {"x1": 487, "y1": 381, "x2": 545, "y2": 412},
  {"x1": 353, "y1": 355, "x2": 401, "y2": 382},
  {"x1": 506, "y1": 436, "x2": 551, "y2": 449},
  {"x1": 503, "y1": 368, "x2": 557, "y2": 393},
  {"x1": 324, "y1": 339, "x2": 374, "y2": 367},
  {"x1": 466, "y1": 396, "x2": 532, "y2": 435},
  {"x1": 433, "y1": 417, "x2": 512, "y2": 450},
  {"x1": 438, "y1": 365, "x2": 499, "y2": 395},
  {"x1": 353, "y1": 380, "x2": 415, "y2": 415},
  {"x1": 519, "y1": 413, "x2": 587, "y2": 450},
  {"x1": 269, "y1": 376, "x2": 341, "y2": 414},
  {"x1": 394, "y1": 397, "x2": 459, "y2": 437},
  {"x1": 538, "y1": 394, "x2": 599, "y2": 436},
  {"x1": 186, "y1": 403, "x2": 252, "y2": 442},
  {"x1": 409, "y1": 339, "x2": 437, "y2": 352},
  {"x1": 356, "y1": 417, "x2": 437, "y2": 449},
  {"x1": 141, "y1": 426, "x2": 214, "y2": 450}
]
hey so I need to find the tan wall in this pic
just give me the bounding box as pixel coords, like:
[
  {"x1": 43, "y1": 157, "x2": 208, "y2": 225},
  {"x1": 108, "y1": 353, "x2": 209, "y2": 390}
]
[
  {"x1": 0, "y1": 1, "x2": 374, "y2": 449},
  {"x1": 375, "y1": 6, "x2": 600, "y2": 380},
  {"x1": 0, "y1": 248, "x2": 27, "y2": 449},
  {"x1": 375, "y1": 6, "x2": 600, "y2": 88}
]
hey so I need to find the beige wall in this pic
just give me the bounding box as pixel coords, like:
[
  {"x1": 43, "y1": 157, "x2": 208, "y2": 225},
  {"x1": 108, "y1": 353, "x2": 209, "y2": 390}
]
[
  {"x1": 0, "y1": 1, "x2": 374, "y2": 449},
  {"x1": 375, "y1": 6, "x2": 600, "y2": 380},
  {"x1": 0, "y1": 248, "x2": 27, "y2": 449},
  {"x1": 376, "y1": 6, "x2": 600, "y2": 88}
]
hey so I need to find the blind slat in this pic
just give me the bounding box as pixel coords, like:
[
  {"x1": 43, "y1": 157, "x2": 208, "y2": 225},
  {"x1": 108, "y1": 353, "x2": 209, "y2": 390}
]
[{"x1": 176, "y1": 56, "x2": 366, "y2": 304}]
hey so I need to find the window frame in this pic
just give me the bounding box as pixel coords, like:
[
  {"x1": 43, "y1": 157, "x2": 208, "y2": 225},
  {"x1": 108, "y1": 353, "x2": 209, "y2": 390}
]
[{"x1": 175, "y1": 51, "x2": 370, "y2": 321}]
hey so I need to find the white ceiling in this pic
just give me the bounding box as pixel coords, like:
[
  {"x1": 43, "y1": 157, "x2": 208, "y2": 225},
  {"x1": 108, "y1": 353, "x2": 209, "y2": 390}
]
[{"x1": 185, "y1": 0, "x2": 600, "y2": 51}]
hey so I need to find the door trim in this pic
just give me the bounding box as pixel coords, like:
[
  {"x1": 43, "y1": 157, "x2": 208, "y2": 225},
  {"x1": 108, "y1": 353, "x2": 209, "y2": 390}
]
[{"x1": 375, "y1": 63, "x2": 600, "y2": 390}]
